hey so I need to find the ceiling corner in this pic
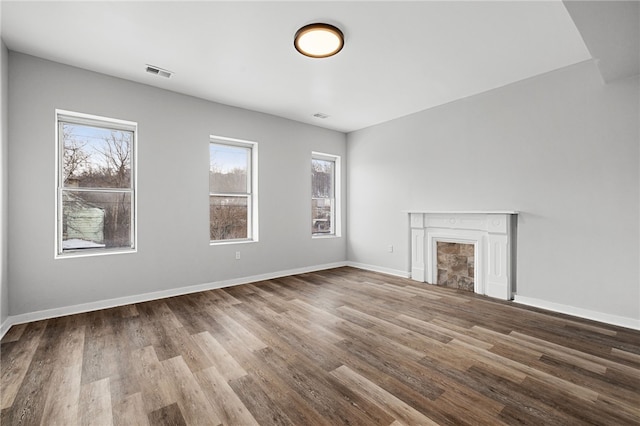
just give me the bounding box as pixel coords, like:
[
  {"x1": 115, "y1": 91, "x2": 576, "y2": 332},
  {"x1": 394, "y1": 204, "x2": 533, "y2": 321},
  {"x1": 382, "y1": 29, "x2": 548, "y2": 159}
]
[{"x1": 563, "y1": 0, "x2": 640, "y2": 83}]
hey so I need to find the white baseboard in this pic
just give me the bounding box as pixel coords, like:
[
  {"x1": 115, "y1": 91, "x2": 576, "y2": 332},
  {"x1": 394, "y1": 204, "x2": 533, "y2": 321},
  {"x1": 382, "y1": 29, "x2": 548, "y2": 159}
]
[
  {"x1": 347, "y1": 263, "x2": 639, "y2": 331},
  {"x1": 4, "y1": 263, "x2": 636, "y2": 339},
  {"x1": 0, "y1": 316, "x2": 11, "y2": 339},
  {"x1": 346, "y1": 261, "x2": 410, "y2": 279},
  {"x1": 514, "y1": 295, "x2": 640, "y2": 331},
  {"x1": 0, "y1": 261, "x2": 348, "y2": 339}
]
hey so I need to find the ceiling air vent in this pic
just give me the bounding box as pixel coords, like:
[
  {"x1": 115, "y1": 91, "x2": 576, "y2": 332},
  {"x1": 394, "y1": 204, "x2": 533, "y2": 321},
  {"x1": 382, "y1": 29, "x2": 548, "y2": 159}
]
[
  {"x1": 145, "y1": 65, "x2": 173, "y2": 78},
  {"x1": 313, "y1": 112, "x2": 330, "y2": 119}
]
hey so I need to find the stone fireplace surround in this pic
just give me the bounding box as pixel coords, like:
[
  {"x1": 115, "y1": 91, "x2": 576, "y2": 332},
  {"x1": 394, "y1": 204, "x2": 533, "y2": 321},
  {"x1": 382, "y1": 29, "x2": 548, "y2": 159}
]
[{"x1": 409, "y1": 211, "x2": 518, "y2": 300}]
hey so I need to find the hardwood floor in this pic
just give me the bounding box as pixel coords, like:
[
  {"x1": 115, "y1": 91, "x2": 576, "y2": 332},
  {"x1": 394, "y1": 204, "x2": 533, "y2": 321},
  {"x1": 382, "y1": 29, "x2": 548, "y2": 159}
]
[{"x1": 1, "y1": 267, "x2": 639, "y2": 425}]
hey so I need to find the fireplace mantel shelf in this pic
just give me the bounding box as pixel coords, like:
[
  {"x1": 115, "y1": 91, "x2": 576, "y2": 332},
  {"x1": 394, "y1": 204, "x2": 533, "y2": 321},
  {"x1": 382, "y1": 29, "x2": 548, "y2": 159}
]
[{"x1": 405, "y1": 210, "x2": 519, "y2": 215}]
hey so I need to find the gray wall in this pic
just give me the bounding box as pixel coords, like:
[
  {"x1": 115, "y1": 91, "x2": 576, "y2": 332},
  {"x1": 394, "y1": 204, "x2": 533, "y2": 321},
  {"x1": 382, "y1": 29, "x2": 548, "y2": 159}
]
[
  {"x1": 1, "y1": 40, "x2": 8, "y2": 325},
  {"x1": 8, "y1": 52, "x2": 346, "y2": 316},
  {"x1": 347, "y1": 60, "x2": 639, "y2": 322}
]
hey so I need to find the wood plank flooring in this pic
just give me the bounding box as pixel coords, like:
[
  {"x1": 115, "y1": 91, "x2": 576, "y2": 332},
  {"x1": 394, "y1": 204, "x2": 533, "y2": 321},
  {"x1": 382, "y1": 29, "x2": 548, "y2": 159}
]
[{"x1": 1, "y1": 267, "x2": 639, "y2": 425}]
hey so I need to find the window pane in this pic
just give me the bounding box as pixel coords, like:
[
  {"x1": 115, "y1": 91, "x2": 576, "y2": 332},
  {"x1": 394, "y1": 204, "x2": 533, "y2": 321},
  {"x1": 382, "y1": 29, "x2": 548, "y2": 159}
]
[
  {"x1": 210, "y1": 196, "x2": 248, "y2": 240},
  {"x1": 62, "y1": 122, "x2": 132, "y2": 189},
  {"x1": 312, "y1": 198, "x2": 333, "y2": 234},
  {"x1": 210, "y1": 144, "x2": 249, "y2": 193},
  {"x1": 312, "y1": 159, "x2": 334, "y2": 198},
  {"x1": 62, "y1": 190, "x2": 132, "y2": 250}
]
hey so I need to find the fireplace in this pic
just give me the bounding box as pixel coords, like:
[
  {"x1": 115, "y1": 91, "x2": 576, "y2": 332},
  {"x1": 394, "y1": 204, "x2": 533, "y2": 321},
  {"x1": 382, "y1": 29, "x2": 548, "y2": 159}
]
[
  {"x1": 437, "y1": 241, "x2": 475, "y2": 291},
  {"x1": 409, "y1": 211, "x2": 517, "y2": 300}
]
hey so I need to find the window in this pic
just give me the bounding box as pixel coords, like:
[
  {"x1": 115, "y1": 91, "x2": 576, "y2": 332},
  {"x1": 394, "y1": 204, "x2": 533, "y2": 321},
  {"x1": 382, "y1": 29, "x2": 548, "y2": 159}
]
[
  {"x1": 312, "y1": 152, "x2": 340, "y2": 236},
  {"x1": 209, "y1": 136, "x2": 258, "y2": 243},
  {"x1": 56, "y1": 110, "x2": 136, "y2": 257}
]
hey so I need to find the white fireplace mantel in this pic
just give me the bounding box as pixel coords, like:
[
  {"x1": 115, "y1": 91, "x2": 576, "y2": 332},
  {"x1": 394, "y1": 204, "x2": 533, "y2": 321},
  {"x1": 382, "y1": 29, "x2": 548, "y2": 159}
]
[{"x1": 408, "y1": 211, "x2": 518, "y2": 300}]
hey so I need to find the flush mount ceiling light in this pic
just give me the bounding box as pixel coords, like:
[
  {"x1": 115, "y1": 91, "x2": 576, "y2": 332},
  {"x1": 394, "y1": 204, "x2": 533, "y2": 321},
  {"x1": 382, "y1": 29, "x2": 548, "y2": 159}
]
[{"x1": 294, "y1": 23, "x2": 344, "y2": 58}]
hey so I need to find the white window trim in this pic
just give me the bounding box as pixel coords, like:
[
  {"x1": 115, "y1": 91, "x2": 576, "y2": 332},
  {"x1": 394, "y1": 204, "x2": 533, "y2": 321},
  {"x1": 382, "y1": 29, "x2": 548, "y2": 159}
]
[
  {"x1": 312, "y1": 151, "x2": 341, "y2": 238},
  {"x1": 209, "y1": 135, "x2": 259, "y2": 245},
  {"x1": 55, "y1": 109, "x2": 138, "y2": 259}
]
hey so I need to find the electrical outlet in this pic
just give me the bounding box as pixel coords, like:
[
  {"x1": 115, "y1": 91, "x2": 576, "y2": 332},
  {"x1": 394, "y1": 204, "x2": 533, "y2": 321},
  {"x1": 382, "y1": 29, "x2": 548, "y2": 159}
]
[
  {"x1": 235, "y1": 251, "x2": 241, "y2": 260},
  {"x1": 388, "y1": 245, "x2": 394, "y2": 253}
]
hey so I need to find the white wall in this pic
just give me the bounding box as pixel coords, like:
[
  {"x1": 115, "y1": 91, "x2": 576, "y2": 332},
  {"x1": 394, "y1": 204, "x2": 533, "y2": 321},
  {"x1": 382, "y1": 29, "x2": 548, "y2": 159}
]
[
  {"x1": 7, "y1": 52, "x2": 346, "y2": 317},
  {"x1": 347, "y1": 60, "x2": 639, "y2": 324},
  {"x1": 0, "y1": 39, "x2": 8, "y2": 326}
]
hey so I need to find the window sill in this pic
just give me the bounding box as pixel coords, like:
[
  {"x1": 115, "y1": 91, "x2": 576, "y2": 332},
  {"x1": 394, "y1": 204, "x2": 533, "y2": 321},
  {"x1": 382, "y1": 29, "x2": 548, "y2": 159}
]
[
  {"x1": 55, "y1": 247, "x2": 137, "y2": 259},
  {"x1": 312, "y1": 234, "x2": 341, "y2": 239},
  {"x1": 210, "y1": 239, "x2": 258, "y2": 246}
]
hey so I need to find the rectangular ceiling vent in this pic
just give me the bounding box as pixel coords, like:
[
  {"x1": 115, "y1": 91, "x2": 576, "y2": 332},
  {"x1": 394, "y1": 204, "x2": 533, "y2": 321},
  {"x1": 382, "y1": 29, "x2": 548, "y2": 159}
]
[{"x1": 145, "y1": 65, "x2": 173, "y2": 78}]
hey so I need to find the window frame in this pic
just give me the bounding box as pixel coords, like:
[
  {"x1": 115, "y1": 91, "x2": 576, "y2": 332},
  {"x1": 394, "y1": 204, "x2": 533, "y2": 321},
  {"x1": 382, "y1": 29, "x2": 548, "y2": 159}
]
[
  {"x1": 311, "y1": 151, "x2": 341, "y2": 238},
  {"x1": 55, "y1": 109, "x2": 138, "y2": 258},
  {"x1": 209, "y1": 135, "x2": 258, "y2": 245}
]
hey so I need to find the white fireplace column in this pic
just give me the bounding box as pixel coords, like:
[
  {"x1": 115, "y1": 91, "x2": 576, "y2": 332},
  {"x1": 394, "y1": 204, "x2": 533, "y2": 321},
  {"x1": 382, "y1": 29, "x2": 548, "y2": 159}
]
[{"x1": 409, "y1": 211, "x2": 518, "y2": 300}]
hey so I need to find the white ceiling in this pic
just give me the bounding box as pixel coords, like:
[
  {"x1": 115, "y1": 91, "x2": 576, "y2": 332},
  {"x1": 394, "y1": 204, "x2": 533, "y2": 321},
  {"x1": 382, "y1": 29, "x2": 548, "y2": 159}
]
[{"x1": 1, "y1": 1, "x2": 593, "y2": 133}]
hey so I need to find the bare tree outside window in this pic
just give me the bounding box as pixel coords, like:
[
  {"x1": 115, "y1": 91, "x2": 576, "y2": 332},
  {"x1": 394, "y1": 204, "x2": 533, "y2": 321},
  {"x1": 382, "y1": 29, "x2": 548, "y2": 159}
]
[
  {"x1": 312, "y1": 157, "x2": 335, "y2": 235},
  {"x1": 209, "y1": 140, "x2": 255, "y2": 242},
  {"x1": 57, "y1": 113, "x2": 136, "y2": 255}
]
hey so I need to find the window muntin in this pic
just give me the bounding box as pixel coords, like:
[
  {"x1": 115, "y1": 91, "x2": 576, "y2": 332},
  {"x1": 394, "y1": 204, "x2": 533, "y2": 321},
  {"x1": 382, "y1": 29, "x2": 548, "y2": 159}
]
[
  {"x1": 312, "y1": 153, "x2": 340, "y2": 236},
  {"x1": 56, "y1": 111, "x2": 136, "y2": 256},
  {"x1": 209, "y1": 138, "x2": 257, "y2": 242}
]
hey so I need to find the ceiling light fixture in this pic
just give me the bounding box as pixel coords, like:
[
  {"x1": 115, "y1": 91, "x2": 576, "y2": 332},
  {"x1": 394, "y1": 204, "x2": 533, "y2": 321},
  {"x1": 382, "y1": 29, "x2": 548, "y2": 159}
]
[{"x1": 294, "y1": 23, "x2": 344, "y2": 58}]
